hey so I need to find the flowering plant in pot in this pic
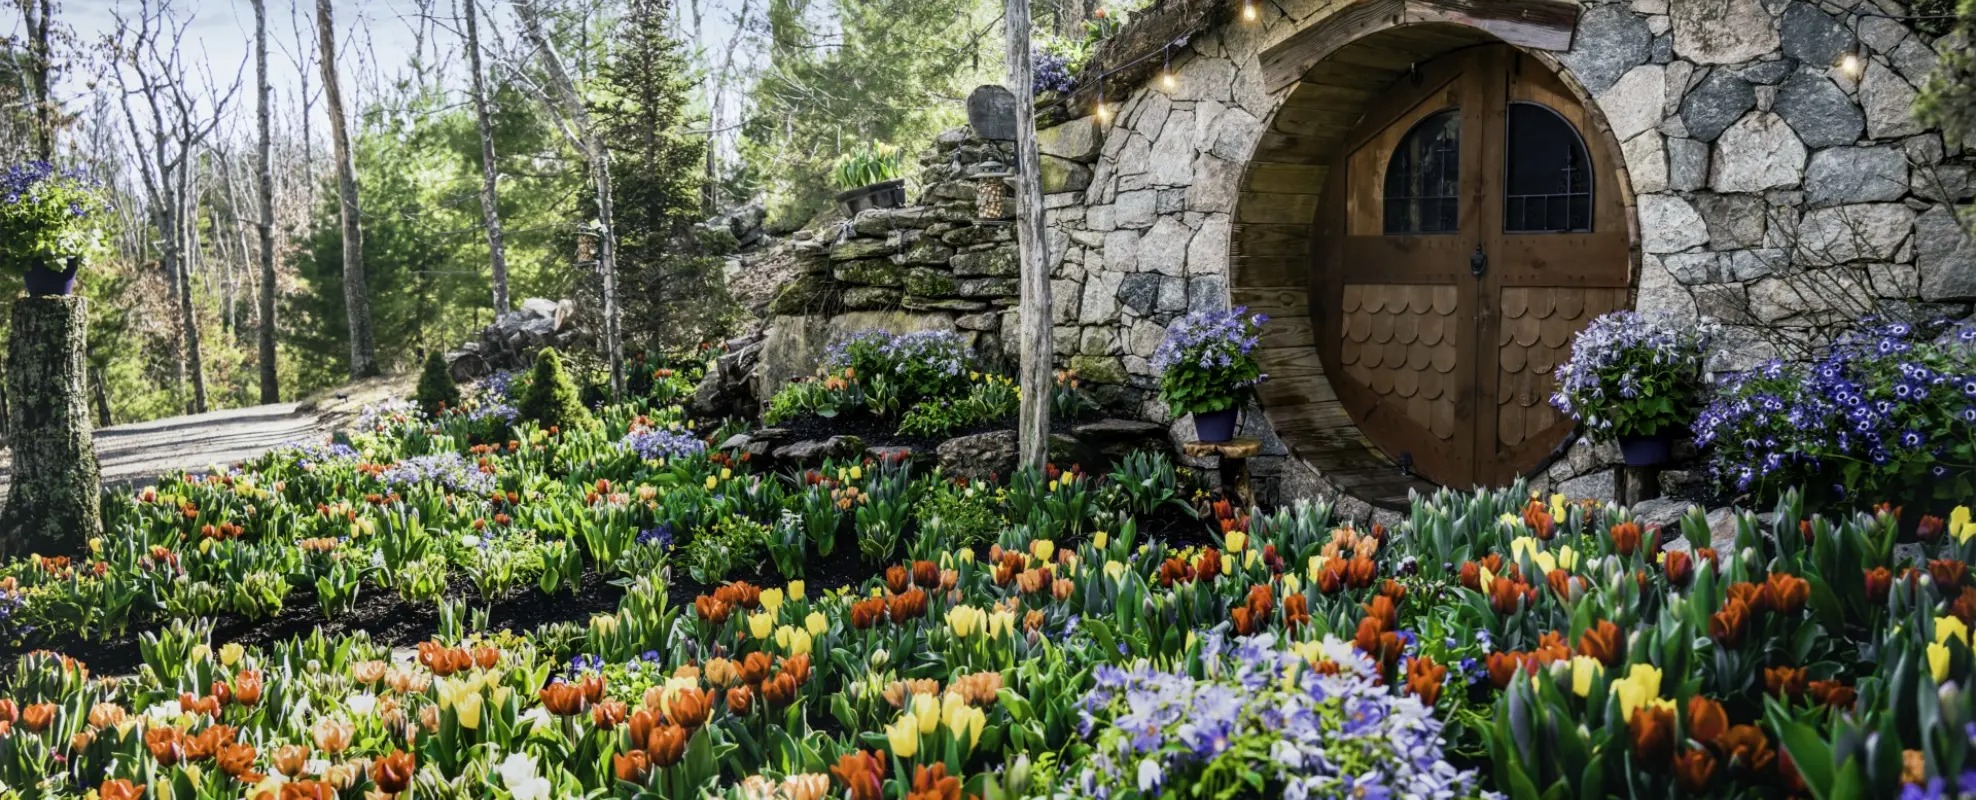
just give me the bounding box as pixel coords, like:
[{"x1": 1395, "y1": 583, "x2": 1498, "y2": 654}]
[
  {"x1": 829, "y1": 143, "x2": 906, "y2": 217},
  {"x1": 1551, "y1": 310, "x2": 1712, "y2": 466},
  {"x1": 1153, "y1": 307, "x2": 1268, "y2": 443},
  {"x1": 0, "y1": 162, "x2": 110, "y2": 296}
]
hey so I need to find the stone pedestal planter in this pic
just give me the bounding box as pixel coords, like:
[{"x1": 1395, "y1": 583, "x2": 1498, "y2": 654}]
[{"x1": 0, "y1": 296, "x2": 102, "y2": 555}]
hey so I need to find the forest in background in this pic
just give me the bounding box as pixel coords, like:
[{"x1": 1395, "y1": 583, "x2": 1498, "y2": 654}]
[{"x1": 0, "y1": 0, "x2": 1112, "y2": 427}]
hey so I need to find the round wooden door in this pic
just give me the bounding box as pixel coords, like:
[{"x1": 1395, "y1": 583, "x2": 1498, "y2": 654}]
[{"x1": 1313, "y1": 44, "x2": 1633, "y2": 489}]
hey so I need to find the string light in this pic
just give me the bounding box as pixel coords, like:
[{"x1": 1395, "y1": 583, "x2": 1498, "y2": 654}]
[
  {"x1": 1095, "y1": 79, "x2": 1111, "y2": 124},
  {"x1": 1837, "y1": 49, "x2": 1864, "y2": 80},
  {"x1": 1159, "y1": 45, "x2": 1176, "y2": 91},
  {"x1": 1242, "y1": 1, "x2": 1258, "y2": 21}
]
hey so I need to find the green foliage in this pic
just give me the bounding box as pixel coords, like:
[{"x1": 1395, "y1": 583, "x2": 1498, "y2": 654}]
[
  {"x1": 683, "y1": 516, "x2": 770, "y2": 584},
  {"x1": 415, "y1": 351, "x2": 461, "y2": 416},
  {"x1": 0, "y1": 164, "x2": 109, "y2": 275},
  {"x1": 912, "y1": 478, "x2": 1004, "y2": 550},
  {"x1": 829, "y1": 142, "x2": 904, "y2": 190},
  {"x1": 518, "y1": 347, "x2": 593, "y2": 431},
  {"x1": 1918, "y1": 0, "x2": 1976, "y2": 150},
  {"x1": 898, "y1": 375, "x2": 1019, "y2": 437},
  {"x1": 1103, "y1": 450, "x2": 1192, "y2": 518},
  {"x1": 592, "y1": 1, "x2": 739, "y2": 352},
  {"x1": 744, "y1": 0, "x2": 999, "y2": 226}
]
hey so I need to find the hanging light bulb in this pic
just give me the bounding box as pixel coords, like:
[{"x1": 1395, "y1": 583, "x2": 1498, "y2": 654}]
[
  {"x1": 1242, "y1": 1, "x2": 1258, "y2": 21},
  {"x1": 1159, "y1": 45, "x2": 1176, "y2": 91},
  {"x1": 1095, "y1": 99, "x2": 1111, "y2": 124}
]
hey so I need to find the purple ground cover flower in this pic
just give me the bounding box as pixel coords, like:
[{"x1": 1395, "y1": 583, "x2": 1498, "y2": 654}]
[
  {"x1": 380, "y1": 451, "x2": 494, "y2": 494},
  {"x1": 619, "y1": 427, "x2": 706, "y2": 460}
]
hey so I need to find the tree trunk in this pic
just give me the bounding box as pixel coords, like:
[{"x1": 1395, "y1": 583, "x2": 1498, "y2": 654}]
[
  {"x1": 90, "y1": 363, "x2": 112, "y2": 427},
  {"x1": 513, "y1": 0, "x2": 623, "y2": 399},
  {"x1": 0, "y1": 296, "x2": 102, "y2": 556},
  {"x1": 254, "y1": 0, "x2": 281, "y2": 402},
  {"x1": 318, "y1": 0, "x2": 379, "y2": 378},
  {"x1": 462, "y1": 0, "x2": 511, "y2": 313},
  {"x1": 1005, "y1": 0, "x2": 1053, "y2": 472},
  {"x1": 177, "y1": 162, "x2": 208, "y2": 414},
  {"x1": 26, "y1": 0, "x2": 53, "y2": 160}
]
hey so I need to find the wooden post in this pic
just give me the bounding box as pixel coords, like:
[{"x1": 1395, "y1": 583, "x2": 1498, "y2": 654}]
[
  {"x1": 1005, "y1": 0, "x2": 1054, "y2": 472},
  {"x1": 0, "y1": 297, "x2": 102, "y2": 556}
]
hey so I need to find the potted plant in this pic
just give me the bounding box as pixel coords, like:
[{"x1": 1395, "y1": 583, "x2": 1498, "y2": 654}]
[
  {"x1": 830, "y1": 143, "x2": 907, "y2": 217},
  {"x1": 0, "y1": 163, "x2": 109, "y2": 296},
  {"x1": 1153, "y1": 307, "x2": 1269, "y2": 443},
  {"x1": 1551, "y1": 310, "x2": 1712, "y2": 467}
]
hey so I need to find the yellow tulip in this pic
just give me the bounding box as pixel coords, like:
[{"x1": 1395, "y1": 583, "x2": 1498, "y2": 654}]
[
  {"x1": 1032, "y1": 540, "x2": 1055, "y2": 563},
  {"x1": 1308, "y1": 556, "x2": 1327, "y2": 581},
  {"x1": 591, "y1": 615, "x2": 620, "y2": 636},
  {"x1": 1510, "y1": 537, "x2": 1537, "y2": 560},
  {"x1": 1532, "y1": 551, "x2": 1557, "y2": 575},
  {"x1": 959, "y1": 548, "x2": 975, "y2": 564},
  {"x1": 1226, "y1": 530, "x2": 1247, "y2": 554},
  {"x1": 1930, "y1": 642, "x2": 1953, "y2": 682},
  {"x1": 988, "y1": 608, "x2": 1018, "y2": 639},
  {"x1": 885, "y1": 713, "x2": 919, "y2": 758},
  {"x1": 219, "y1": 643, "x2": 244, "y2": 668},
  {"x1": 1094, "y1": 530, "x2": 1109, "y2": 550},
  {"x1": 456, "y1": 691, "x2": 483, "y2": 730},
  {"x1": 1283, "y1": 574, "x2": 1302, "y2": 594},
  {"x1": 806, "y1": 611, "x2": 828, "y2": 637},
  {"x1": 1569, "y1": 656, "x2": 1601, "y2": 698},
  {"x1": 946, "y1": 606, "x2": 981, "y2": 638},
  {"x1": 849, "y1": 466, "x2": 863, "y2": 481},
  {"x1": 1627, "y1": 663, "x2": 1664, "y2": 699},
  {"x1": 1953, "y1": 507, "x2": 1974, "y2": 543},
  {"x1": 1557, "y1": 546, "x2": 1580, "y2": 572},
  {"x1": 748, "y1": 612, "x2": 775, "y2": 641},
  {"x1": 191, "y1": 644, "x2": 212, "y2": 663},
  {"x1": 788, "y1": 580, "x2": 806, "y2": 601},
  {"x1": 760, "y1": 588, "x2": 785, "y2": 615},
  {"x1": 1048, "y1": 480, "x2": 1059, "y2": 493},
  {"x1": 1938, "y1": 616, "x2": 1970, "y2": 647},
  {"x1": 720, "y1": 467, "x2": 733, "y2": 480},
  {"x1": 490, "y1": 685, "x2": 513, "y2": 710},
  {"x1": 953, "y1": 706, "x2": 985, "y2": 749},
  {"x1": 940, "y1": 692, "x2": 966, "y2": 731},
  {"x1": 911, "y1": 693, "x2": 940, "y2": 734},
  {"x1": 704, "y1": 475, "x2": 718, "y2": 490}
]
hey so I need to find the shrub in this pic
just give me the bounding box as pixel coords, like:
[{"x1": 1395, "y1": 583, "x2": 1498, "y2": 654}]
[
  {"x1": 898, "y1": 374, "x2": 1018, "y2": 437},
  {"x1": 1695, "y1": 319, "x2": 1976, "y2": 504},
  {"x1": 1550, "y1": 311, "x2": 1712, "y2": 441},
  {"x1": 518, "y1": 348, "x2": 593, "y2": 431},
  {"x1": 823, "y1": 329, "x2": 973, "y2": 410},
  {"x1": 414, "y1": 351, "x2": 461, "y2": 416},
  {"x1": 1153, "y1": 307, "x2": 1269, "y2": 416}
]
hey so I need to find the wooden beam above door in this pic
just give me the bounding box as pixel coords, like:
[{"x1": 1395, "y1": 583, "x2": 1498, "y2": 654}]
[{"x1": 1258, "y1": 0, "x2": 1581, "y2": 94}]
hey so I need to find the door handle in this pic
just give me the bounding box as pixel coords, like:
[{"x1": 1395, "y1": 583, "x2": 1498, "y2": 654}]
[{"x1": 1470, "y1": 246, "x2": 1487, "y2": 278}]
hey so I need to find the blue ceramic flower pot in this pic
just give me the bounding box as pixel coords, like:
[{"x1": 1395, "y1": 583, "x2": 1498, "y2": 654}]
[
  {"x1": 1618, "y1": 434, "x2": 1672, "y2": 467},
  {"x1": 23, "y1": 260, "x2": 77, "y2": 296},
  {"x1": 1194, "y1": 409, "x2": 1239, "y2": 443}
]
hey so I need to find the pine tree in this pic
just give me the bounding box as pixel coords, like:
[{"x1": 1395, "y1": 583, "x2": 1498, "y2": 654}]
[
  {"x1": 415, "y1": 351, "x2": 460, "y2": 416},
  {"x1": 592, "y1": 0, "x2": 731, "y2": 352},
  {"x1": 518, "y1": 347, "x2": 591, "y2": 431}
]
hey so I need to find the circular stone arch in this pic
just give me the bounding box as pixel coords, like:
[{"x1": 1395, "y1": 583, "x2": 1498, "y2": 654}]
[{"x1": 1226, "y1": 10, "x2": 1641, "y2": 509}]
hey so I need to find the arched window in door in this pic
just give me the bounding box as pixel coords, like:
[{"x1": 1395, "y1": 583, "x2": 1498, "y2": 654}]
[
  {"x1": 1504, "y1": 102, "x2": 1593, "y2": 233},
  {"x1": 1382, "y1": 109, "x2": 1461, "y2": 235}
]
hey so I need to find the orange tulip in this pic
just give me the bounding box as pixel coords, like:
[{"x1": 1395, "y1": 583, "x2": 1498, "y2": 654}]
[
  {"x1": 20, "y1": 702, "x2": 53, "y2": 733},
  {"x1": 613, "y1": 750, "x2": 651, "y2": 783},
  {"x1": 1626, "y1": 702, "x2": 1677, "y2": 769},
  {"x1": 1578, "y1": 620, "x2": 1623, "y2": 667},
  {"x1": 1687, "y1": 695, "x2": 1728, "y2": 747},
  {"x1": 1718, "y1": 724, "x2": 1776, "y2": 775},
  {"x1": 372, "y1": 749, "x2": 415, "y2": 794},
  {"x1": 1673, "y1": 747, "x2": 1718, "y2": 792},
  {"x1": 1763, "y1": 666, "x2": 1807, "y2": 700},
  {"x1": 645, "y1": 723, "x2": 688, "y2": 768},
  {"x1": 829, "y1": 750, "x2": 888, "y2": 800}
]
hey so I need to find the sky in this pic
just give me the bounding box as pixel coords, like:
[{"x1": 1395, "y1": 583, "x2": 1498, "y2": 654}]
[{"x1": 16, "y1": 0, "x2": 755, "y2": 148}]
